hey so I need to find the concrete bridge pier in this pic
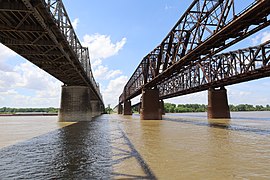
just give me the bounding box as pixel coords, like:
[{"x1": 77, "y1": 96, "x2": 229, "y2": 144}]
[
  {"x1": 160, "y1": 100, "x2": 165, "y2": 115},
  {"x1": 91, "y1": 100, "x2": 102, "y2": 117},
  {"x1": 118, "y1": 104, "x2": 123, "y2": 114},
  {"x1": 208, "y1": 87, "x2": 231, "y2": 119},
  {"x1": 58, "y1": 85, "x2": 93, "y2": 122},
  {"x1": 123, "y1": 100, "x2": 132, "y2": 115},
  {"x1": 140, "y1": 88, "x2": 162, "y2": 120}
]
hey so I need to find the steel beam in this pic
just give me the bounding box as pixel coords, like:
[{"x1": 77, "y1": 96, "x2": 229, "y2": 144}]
[
  {"x1": 0, "y1": 0, "x2": 104, "y2": 107},
  {"x1": 158, "y1": 40, "x2": 270, "y2": 99},
  {"x1": 120, "y1": 0, "x2": 270, "y2": 104}
]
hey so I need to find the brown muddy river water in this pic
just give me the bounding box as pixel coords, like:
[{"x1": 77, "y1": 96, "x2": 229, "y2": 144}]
[{"x1": 0, "y1": 112, "x2": 270, "y2": 179}]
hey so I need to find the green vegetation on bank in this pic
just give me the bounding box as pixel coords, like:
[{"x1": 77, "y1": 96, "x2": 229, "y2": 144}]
[
  {"x1": 0, "y1": 107, "x2": 58, "y2": 114},
  {"x1": 164, "y1": 103, "x2": 207, "y2": 113},
  {"x1": 1, "y1": 104, "x2": 270, "y2": 114},
  {"x1": 164, "y1": 103, "x2": 270, "y2": 113},
  {"x1": 105, "y1": 106, "x2": 113, "y2": 114},
  {"x1": 229, "y1": 104, "x2": 270, "y2": 111}
]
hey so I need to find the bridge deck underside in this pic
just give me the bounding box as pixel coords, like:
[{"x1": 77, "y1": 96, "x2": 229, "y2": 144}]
[
  {"x1": 0, "y1": 0, "x2": 102, "y2": 102},
  {"x1": 123, "y1": 41, "x2": 270, "y2": 101},
  {"x1": 158, "y1": 41, "x2": 270, "y2": 99},
  {"x1": 120, "y1": 0, "x2": 270, "y2": 103},
  {"x1": 0, "y1": 1, "x2": 86, "y2": 86}
]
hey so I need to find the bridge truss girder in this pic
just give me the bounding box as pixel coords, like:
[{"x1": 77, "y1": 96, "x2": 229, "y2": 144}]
[
  {"x1": 120, "y1": 0, "x2": 270, "y2": 103},
  {"x1": 158, "y1": 40, "x2": 270, "y2": 99},
  {"x1": 0, "y1": 0, "x2": 103, "y2": 103}
]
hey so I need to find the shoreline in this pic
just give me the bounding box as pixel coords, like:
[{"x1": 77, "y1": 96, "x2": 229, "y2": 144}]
[{"x1": 0, "y1": 113, "x2": 58, "y2": 116}]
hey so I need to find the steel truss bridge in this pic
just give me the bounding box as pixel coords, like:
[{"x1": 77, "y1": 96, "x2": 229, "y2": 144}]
[
  {"x1": 120, "y1": 0, "x2": 270, "y2": 104},
  {"x1": 0, "y1": 0, "x2": 104, "y2": 108}
]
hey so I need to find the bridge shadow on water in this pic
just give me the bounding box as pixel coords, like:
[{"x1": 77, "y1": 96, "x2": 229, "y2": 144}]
[{"x1": 0, "y1": 116, "x2": 156, "y2": 179}]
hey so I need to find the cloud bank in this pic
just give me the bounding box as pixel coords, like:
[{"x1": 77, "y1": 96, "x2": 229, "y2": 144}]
[{"x1": 0, "y1": 18, "x2": 128, "y2": 107}]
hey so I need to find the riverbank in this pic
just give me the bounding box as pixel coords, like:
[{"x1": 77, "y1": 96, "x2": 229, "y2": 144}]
[{"x1": 0, "y1": 113, "x2": 58, "y2": 116}]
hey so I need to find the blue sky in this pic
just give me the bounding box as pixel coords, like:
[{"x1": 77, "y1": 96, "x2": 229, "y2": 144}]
[{"x1": 0, "y1": 0, "x2": 270, "y2": 108}]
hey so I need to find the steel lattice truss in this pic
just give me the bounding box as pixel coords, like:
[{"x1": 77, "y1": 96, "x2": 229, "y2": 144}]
[
  {"x1": 120, "y1": 0, "x2": 270, "y2": 103},
  {"x1": 0, "y1": 0, "x2": 103, "y2": 102},
  {"x1": 159, "y1": 40, "x2": 270, "y2": 99}
]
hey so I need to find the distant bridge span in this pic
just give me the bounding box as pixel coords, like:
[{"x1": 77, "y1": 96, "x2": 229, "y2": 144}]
[
  {"x1": 119, "y1": 0, "x2": 270, "y2": 119},
  {"x1": 0, "y1": 0, "x2": 104, "y2": 121}
]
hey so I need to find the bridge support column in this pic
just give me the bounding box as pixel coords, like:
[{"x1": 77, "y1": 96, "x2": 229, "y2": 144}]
[
  {"x1": 208, "y1": 87, "x2": 230, "y2": 119},
  {"x1": 59, "y1": 85, "x2": 92, "y2": 122},
  {"x1": 124, "y1": 100, "x2": 132, "y2": 115},
  {"x1": 160, "y1": 100, "x2": 165, "y2": 115},
  {"x1": 91, "y1": 100, "x2": 101, "y2": 117},
  {"x1": 118, "y1": 104, "x2": 123, "y2": 114},
  {"x1": 140, "y1": 88, "x2": 162, "y2": 120}
]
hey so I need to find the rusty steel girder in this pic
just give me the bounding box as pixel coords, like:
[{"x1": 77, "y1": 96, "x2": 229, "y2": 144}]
[
  {"x1": 158, "y1": 40, "x2": 270, "y2": 99},
  {"x1": 120, "y1": 0, "x2": 270, "y2": 103},
  {"x1": 0, "y1": 0, "x2": 103, "y2": 102}
]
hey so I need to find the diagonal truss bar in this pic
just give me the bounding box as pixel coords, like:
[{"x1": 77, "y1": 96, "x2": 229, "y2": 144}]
[
  {"x1": 39, "y1": 0, "x2": 102, "y2": 101},
  {"x1": 120, "y1": 0, "x2": 270, "y2": 103},
  {"x1": 0, "y1": 0, "x2": 103, "y2": 103},
  {"x1": 158, "y1": 40, "x2": 270, "y2": 99}
]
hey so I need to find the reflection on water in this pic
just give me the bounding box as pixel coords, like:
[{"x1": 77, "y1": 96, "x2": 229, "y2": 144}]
[
  {"x1": 208, "y1": 119, "x2": 231, "y2": 128},
  {"x1": 0, "y1": 118, "x2": 113, "y2": 179},
  {"x1": 0, "y1": 116, "x2": 74, "y2": 148},
  {"x1": 0, "y1": 112, "x2": 270, "y2": 179}
]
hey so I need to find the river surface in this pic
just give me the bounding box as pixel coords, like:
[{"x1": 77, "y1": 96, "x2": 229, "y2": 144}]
[{"x1": 0, "y1": 112, "x2": 270, "y2": 179}]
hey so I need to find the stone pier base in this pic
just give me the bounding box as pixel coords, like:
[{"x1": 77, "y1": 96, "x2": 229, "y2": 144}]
[
  {"x1": 208, "y1": 87, "x2": 230, "y2": 119},
  {"x1": 59, "y1": 86, "x2": 92, "y2": 122},
  {"x1": 140, "y1": 88, "x2": 162, "y2": 120}
]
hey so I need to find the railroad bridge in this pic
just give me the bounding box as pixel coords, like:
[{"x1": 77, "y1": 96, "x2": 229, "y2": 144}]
[
  {"x1": 119, "y1": 0, "x2": 270, "y2": 120},
  {"x1": 1, "y1": 0, "x2": 270, "y2": 121},
  {"x1": 0, "y1": 0, "x2": 104, "y2": 121}
]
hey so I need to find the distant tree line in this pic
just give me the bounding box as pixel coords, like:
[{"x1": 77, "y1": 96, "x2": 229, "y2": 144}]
[
  {"x1": 164, "y1": 103, "x2": 270, "y2": 113},
  {"x1": 229, "y1": 104, "x2": 270, "y2": 112},
  {"x1": 105, "y1": 106, "x2": 113, "y2": 114},
  {"x1": 164, "y1": 103, "x2": 207, "y2": 113},
  {"x1": 0, "y1": 107, "x2": 58, "y2": 114},
  {"x1": 1, "y1": 104, "x2": 270, "y2": 114}
]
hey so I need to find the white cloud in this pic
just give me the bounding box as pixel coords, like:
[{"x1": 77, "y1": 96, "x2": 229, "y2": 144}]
[
  {"x1": 91, "y1": 58, "x2": 102, "y2": 68},
  {"x1": 81, "y1": 33, "x2": 127, "y2": 88},
  {"x1": 102, "y1": 75, "x2": 128, "y2": 106},
  {"x1": 0, "y1": 90, "x2": 61, "y2": 107},
  {"x1": 13, "y1": 62, "x2": 61, "y2": 91},
  {"x1": 0, "y1": 60, "x2": 61, "y2": 107},
  {"x1": 0, "y1": 43, "x2": 16, "y2": 59},
  {"x1": 106, "y1": 69, "x2": 122, "y2": 79},
  {"x1": 71, "y1": 18, "x2": 79, "y2": 30},
  {"x1": 261, "y1": 32, "x2": 270, "y2": 43},
  {"x1": 82, "y1": 34, "x2": 127, "y2": 105},
  {"x1": 165, "y1": 91, "x2": 207, "y2": 105},
  {"x1": 93, "y1": 65, "x2": 122, "y2": 80},
  {"x1": 93, "y1": 65, "x2": 109, "y2": 79},
  {"x1": 251, "y1": 31, "x2": 270, "y2": 45},
  {"x1": 0, "y1": 43, "x2": 16, "y2": 72},
  {"x1": 0, "y1": 31, "x2": 127, "y2": 107},
  {"x1": 82, "y1": 33, "x2": 127, "y2": 61},
  {"x1": 227, "y1": 79, "x2": 270, "y2": 106}
]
